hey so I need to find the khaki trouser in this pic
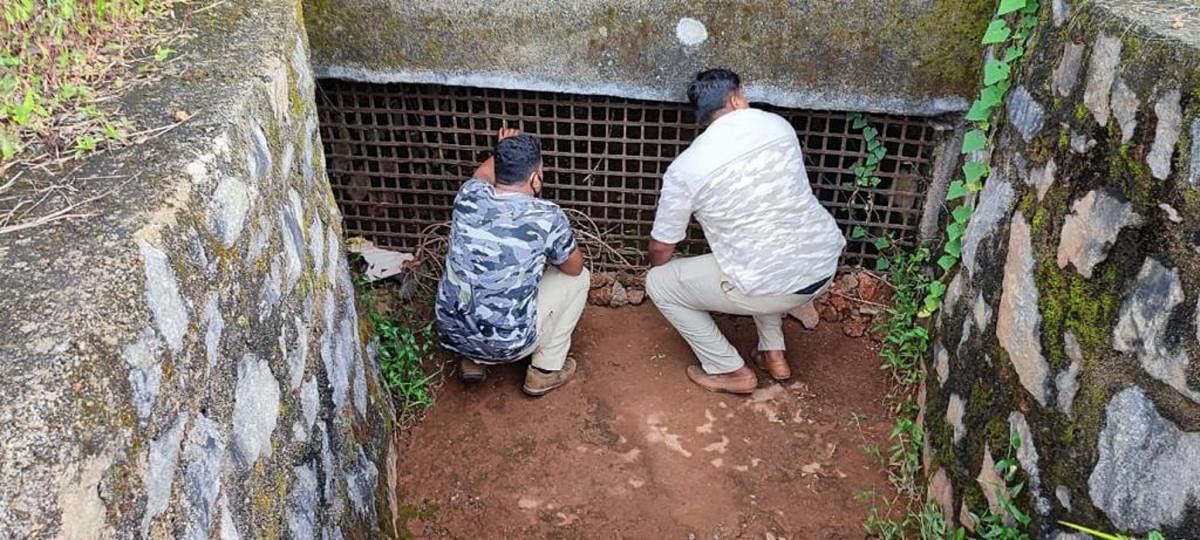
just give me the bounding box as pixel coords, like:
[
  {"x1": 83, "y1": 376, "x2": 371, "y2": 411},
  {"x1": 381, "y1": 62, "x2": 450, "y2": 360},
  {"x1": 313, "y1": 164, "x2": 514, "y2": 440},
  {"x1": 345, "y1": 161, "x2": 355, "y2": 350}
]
[
  {"x1": 646, "y1": 254, "x2": 825, "y2": 374},
  {"x1": 521, "y1": 267, "x2": 590, "y2": 371}
]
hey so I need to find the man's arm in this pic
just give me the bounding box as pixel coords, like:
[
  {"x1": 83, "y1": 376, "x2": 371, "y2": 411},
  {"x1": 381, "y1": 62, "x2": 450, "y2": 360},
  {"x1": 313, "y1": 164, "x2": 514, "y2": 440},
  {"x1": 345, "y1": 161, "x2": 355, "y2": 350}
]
[
  {"x1": 555, "y1": 248, "x2": 585, "y2": 276},
  {"x1": 472, "y1": 128, "x2": 522, "y2": 184},
  {"x1": 647, "y1": 239, "x2": 676, "y2": 267}
]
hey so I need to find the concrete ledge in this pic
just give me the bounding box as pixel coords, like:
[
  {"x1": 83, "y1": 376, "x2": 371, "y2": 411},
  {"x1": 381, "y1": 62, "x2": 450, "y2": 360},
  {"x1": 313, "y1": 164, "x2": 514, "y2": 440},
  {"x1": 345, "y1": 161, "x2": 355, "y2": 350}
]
[{"x1": 304, "y1": 0, "x2": 993, "y2": 115}]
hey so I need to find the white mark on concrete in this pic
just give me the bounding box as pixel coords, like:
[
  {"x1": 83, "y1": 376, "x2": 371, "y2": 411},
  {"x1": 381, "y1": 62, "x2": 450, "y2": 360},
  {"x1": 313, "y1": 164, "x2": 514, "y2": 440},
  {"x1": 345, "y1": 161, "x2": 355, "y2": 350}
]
[
  {"x1": 209, "y1": 177, "x2": 253, "y2": 247},
  {"x1": 232, "y1": 354, "x2": 281, "y2": 470},
  {"x1": 675, "y1": 17, "x2": 708, "y2": 46}
]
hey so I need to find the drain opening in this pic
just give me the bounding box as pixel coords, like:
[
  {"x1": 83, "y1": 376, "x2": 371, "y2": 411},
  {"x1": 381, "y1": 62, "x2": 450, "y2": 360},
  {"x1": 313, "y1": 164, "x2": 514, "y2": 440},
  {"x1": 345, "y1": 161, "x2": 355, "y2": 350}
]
[{"x1": 316, "y1": 80, "x2": 939, "y2": 271}]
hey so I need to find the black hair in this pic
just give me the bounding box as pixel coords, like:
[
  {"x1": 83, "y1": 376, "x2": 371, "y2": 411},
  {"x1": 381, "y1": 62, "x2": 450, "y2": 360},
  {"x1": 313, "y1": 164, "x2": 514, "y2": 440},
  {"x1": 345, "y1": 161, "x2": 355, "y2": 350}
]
[
  {"x1": 494, "y1": 134, "x2": 542, "y2": 185},
  {"x1": 687, "y1": 68, "x2": 741, "y2": 125}
]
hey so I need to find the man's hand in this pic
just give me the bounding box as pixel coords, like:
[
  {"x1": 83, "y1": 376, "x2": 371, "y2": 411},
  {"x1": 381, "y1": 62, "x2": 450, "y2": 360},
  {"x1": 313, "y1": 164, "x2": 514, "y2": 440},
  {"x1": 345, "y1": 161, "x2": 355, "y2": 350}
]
[
  {"x1": 473, "y1": 128, "x2": 522, "y2": 184},
  {"x1": 647, "y1": 238, "x2": 676, "y2": 267}
]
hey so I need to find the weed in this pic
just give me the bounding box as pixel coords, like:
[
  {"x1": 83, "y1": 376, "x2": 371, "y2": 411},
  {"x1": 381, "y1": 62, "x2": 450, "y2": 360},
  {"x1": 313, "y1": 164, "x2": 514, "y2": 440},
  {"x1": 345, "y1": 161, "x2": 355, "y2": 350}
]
[
  {"x1": 371, "y1": 310, "x2": 437, "y2": 414},
  {"x1": 355, "y1": 266, "x2": 441, "y2": 419},
  {"x1": 0, "y1": 0, "x2": 183, "y2": 165}
]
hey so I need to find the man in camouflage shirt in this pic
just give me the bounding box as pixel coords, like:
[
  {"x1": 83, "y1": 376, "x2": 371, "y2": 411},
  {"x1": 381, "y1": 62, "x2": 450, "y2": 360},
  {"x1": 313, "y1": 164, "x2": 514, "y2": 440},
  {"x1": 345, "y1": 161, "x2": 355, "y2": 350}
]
[
  {"x1": 647, "y1": 69, "x2": 845, "y2": 395},
  {"x1": 435, "y1": 129, "x2": 589, "y2": 396}
]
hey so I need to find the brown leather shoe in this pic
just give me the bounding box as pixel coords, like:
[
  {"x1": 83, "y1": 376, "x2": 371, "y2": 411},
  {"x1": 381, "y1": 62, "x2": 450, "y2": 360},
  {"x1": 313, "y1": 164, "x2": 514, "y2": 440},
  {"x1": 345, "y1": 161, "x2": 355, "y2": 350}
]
[
  {"x1": 459, "y1": 358, "x2": 486, "y2": 384},
  {"x1": 522, "y1": 357, "x2": 578, "y2": 396},
  {"x1": 686, "y1": 365, "x2": 758, "y2": 394},
  {"x1": 753, "y1": 350, "x2": 792, "y2": 381}
]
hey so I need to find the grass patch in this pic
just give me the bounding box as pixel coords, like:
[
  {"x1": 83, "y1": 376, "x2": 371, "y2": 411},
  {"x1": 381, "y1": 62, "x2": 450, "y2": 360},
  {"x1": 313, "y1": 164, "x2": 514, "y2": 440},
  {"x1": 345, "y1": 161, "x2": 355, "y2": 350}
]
[
  {"x1": 1, "y1": 0, "x2": 184, "y2": 166},
  {"x1": 354, "y1": 267, "x2": 443, "y2": 421}
]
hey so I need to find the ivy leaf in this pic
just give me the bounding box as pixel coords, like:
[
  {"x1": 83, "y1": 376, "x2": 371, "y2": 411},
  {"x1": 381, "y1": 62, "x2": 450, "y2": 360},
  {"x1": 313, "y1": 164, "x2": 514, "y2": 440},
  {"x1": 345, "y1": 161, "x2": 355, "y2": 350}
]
[
  {"x1": 984, "y1": 58, "x2": 1011, "y2": 85},
  {"x1": 937, "y1": 254, "x2": 958, "y2": 272},
  {"x1": 944, "y1": 237, "x2": 962, "y2": 257},
  {"x1": 963, "y1": 161, "x2": 989, "y2": 184},
  {"x1": 869, "y1": 176, "x2": 882, "y2": 187},
  {"x1": 978, "y1": 84, "x2": 1005, "y2": 107},
  {"x1": 965, "y1": 98, "x2": 996, "y2": 122},
  {"x1": 962, "y1": 129, "x2": 987, "y2": 153},
  {"x1": 1003, "y1": 45, "x2": 1025, "y2": 62},
  {"x1": 922, "y1": 295, "x2": 942, "y2": 315},
  {"x1": 981, "y1": 20, "x2": 1011, "y2": 44},
  {"x1": 997, "y1": 0, "x2": 1027, "y2": 15},
  {"x1": 873, "y1": 236, "x2": 892, "y2": 250},
  {"x1": 928, "y1": 280, "x2": 947, "y2": 298},
  {"x1": 946, "y1": 180, "x2": 970, "y2": 200},
  {"x1": 850, "y1": 113, "x2": 868, "y2": 129},
  {"x1": 947, "y1": 222, "x2": 967, "y2": 241},
  {"x1": 875, "y1": 257, "x2": 891, "y2": 271},
  {"x1": 862, "y1": 126, "x2": 878, "y2": 141},
  {"x1": 851, "y1": 225, "x2": 867, "y2": 239},
  {"x1": 952, "y1": 204, "x2": 974, "y2": 223}
]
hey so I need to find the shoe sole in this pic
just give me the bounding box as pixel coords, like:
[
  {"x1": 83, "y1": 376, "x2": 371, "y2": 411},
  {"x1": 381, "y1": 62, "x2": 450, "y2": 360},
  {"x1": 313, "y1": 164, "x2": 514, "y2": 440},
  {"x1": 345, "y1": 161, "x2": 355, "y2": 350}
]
[
  {"x1": 460, "y1": 372, "x2": 486, "y2": 384},
  {"x1": 521, "y1": 379, "x2": 570, "y2": 397}
]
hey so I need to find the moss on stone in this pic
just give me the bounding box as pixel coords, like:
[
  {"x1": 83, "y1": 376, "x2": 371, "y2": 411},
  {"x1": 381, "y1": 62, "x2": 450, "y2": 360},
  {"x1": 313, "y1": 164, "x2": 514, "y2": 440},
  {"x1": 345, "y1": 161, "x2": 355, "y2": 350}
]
[
  {"x1": 1036, "y1": 254, "x2": 1121, "y2": 373},
  {"x1": 1108, "y1": 142, "x2": 1156, "y2": 208}
]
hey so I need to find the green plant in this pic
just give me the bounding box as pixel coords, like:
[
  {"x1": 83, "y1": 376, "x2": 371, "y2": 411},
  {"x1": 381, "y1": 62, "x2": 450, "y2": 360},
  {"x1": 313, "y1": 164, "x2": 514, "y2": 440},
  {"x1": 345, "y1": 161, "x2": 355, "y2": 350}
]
[
  {"x1": 918, "y1": 0, "x2": 1042, "y2": 317},
  {"x1": 371, "y1": 310, "x2": 437, "y2": 413},
  {"x1": 356, "y1": 269, "x2": 439, "y2": 417},
  {"x1": 0, "y1": 0, "x2": 179, "y2": 165}
]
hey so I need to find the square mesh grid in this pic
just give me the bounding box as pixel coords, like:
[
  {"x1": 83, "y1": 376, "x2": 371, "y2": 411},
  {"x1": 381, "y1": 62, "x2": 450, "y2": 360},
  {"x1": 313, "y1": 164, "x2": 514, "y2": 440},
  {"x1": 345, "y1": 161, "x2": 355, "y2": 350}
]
[{"x1": 316, "y1": 80, "x2": 938, "y2": 271}]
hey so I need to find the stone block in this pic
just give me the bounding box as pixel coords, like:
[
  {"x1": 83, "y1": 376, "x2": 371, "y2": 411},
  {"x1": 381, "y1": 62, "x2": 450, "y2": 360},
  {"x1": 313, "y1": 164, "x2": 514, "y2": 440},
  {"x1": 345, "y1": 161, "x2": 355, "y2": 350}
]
[
  {"x1": 1052, "y1": 42, "x2": 1084, "y2": 97},
  {"x1": 1147, "y1": 89, "x2": 1182, "y2": 180},
  {"x1": 1083, "y1": 33, "x2": 1121, "y2": 126},
  {"x1": 1056, "y1": 190, "x2": 1142, "y2": 278},
  {"x1": 1110, "y1": 77, "x2": 1138, "y2": 144},
  {"x1": 1089, "y1": 387, "x2": 1200, "y2": 532},
  {"x1": 1114, "y1": 258, "x2": 1198, "y2": 403},
  {"x1": 996, "y1": 213, "x2": 1052, "y2": 407},
  {"x1": 1006, "y1": 86, "x2": 1045, "y2": 143},
  {"x1": 961, "y1": 172, "x2": 1015, "y2": 279}
]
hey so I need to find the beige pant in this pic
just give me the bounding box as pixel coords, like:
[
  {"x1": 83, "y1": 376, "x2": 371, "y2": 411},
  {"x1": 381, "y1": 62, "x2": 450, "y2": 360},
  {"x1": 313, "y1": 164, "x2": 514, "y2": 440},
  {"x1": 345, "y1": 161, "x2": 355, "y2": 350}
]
[
  {"x1": 646, "y1": 254, "x2": 824, "y2": 374},
  {"x1": 521, "y1": 267, "x2": 590, "y2": 371}
]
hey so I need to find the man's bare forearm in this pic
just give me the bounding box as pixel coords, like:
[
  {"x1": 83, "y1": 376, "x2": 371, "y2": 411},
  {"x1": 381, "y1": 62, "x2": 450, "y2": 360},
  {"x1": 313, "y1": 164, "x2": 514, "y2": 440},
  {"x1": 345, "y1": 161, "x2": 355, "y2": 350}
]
[{"x1": 647, "y1": 238, "x2": 676, "y2": 267}]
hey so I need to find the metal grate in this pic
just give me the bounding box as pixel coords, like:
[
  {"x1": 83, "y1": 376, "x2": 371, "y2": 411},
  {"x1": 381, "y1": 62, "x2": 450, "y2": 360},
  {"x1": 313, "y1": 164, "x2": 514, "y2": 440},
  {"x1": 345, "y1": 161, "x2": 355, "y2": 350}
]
[{"x1": 316, "y1": 80, "x2": 938, "y2": 270}]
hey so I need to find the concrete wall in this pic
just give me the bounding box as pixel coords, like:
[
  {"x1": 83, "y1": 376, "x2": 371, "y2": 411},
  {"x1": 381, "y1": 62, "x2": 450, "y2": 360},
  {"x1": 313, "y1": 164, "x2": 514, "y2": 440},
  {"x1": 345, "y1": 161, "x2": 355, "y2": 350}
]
[
  {"x1": 925, "y1": 0, "x2": 1200, "y2": 536},
  {"x1": 302, "y1": 0, "x2": 995, "y2": 116},
  {"x1": 0, "y1": 1, "x2": 396, "y2": 537}
]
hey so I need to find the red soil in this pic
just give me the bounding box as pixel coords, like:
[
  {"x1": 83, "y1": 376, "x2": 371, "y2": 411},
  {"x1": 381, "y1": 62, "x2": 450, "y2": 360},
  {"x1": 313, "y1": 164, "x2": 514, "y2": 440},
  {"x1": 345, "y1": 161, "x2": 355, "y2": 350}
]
[{"x1": 393, "y1": 304, "x2": 895, "y2": 539}]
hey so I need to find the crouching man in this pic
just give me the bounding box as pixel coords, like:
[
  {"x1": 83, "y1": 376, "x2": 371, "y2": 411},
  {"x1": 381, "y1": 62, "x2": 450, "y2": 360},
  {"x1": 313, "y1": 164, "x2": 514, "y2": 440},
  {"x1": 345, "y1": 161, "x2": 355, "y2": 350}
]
[
  {"x1": 435, "y1": 129, "x2": 589, "y2": 396},
  {"x1": 646, "y1": 69, "x2": 845, "y2": 394}
]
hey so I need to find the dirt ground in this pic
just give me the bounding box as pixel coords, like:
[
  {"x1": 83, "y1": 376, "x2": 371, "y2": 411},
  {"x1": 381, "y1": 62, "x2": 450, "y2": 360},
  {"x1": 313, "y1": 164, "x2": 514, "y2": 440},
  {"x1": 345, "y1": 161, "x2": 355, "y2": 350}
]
[{"x1": 393, "y1": 304, "x2": 897, "y2": 539}]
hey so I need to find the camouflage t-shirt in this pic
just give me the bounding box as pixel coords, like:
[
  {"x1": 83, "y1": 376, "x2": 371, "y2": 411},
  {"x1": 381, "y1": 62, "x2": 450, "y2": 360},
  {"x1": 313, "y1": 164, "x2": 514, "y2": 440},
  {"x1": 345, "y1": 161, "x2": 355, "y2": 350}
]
[{"x1": 435, "y1": 179, "x2": 577, "y2": 362}]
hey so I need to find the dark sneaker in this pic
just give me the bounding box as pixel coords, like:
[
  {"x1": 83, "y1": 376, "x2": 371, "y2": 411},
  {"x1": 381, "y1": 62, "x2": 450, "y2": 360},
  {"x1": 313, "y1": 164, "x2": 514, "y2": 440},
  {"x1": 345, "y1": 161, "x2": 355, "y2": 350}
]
[
  {"x1": 522, "y1": 357, "x2": 577, "y2": 396},
  {"x1": 686, "y1": 365, "x2": 758, "y2": 394},
  {"x1": 459, "y1": 358, "x2": 487, "y2": 384},
  {"x1": 753, "y1": 350, "x2": 792, "y2": 381}
]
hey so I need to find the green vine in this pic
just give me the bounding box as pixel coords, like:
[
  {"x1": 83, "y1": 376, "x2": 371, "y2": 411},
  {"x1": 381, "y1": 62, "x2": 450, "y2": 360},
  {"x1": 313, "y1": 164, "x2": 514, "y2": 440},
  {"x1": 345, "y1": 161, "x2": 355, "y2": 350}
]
[
  {"x1": 918, "y1": 0, "x2": 1042, "y2": 317},
  {"x1": 847, "y1": 112, "x2": 897, "y2": 271}
]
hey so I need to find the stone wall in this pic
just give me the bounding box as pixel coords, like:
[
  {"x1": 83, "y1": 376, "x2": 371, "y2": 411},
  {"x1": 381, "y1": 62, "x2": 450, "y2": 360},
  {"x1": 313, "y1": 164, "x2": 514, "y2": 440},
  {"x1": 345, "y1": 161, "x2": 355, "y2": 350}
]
[
  {"x1": 0, "y1": 1, "x2": 396, "y2": 537},
  {"x1": 302, "y1": 0, "x2": 994, "y2": 116},
  {"x1": 925, "y1": 0, "x2": 1200, "y2": 536}
]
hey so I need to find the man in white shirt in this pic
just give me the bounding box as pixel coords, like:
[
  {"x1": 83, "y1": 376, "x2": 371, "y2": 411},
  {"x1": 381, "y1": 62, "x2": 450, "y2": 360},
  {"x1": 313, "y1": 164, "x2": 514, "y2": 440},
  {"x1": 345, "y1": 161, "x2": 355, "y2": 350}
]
[{"x1": 646, "y1": 69, "x2": 846, "y2": 394}]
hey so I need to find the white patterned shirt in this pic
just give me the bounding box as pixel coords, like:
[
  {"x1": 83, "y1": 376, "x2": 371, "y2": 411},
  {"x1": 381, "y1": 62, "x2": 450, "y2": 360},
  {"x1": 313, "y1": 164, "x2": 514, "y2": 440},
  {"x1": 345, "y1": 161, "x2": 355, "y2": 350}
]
[{"x1": 651, "y1": 108, "x2": 845, "y2": 296}]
